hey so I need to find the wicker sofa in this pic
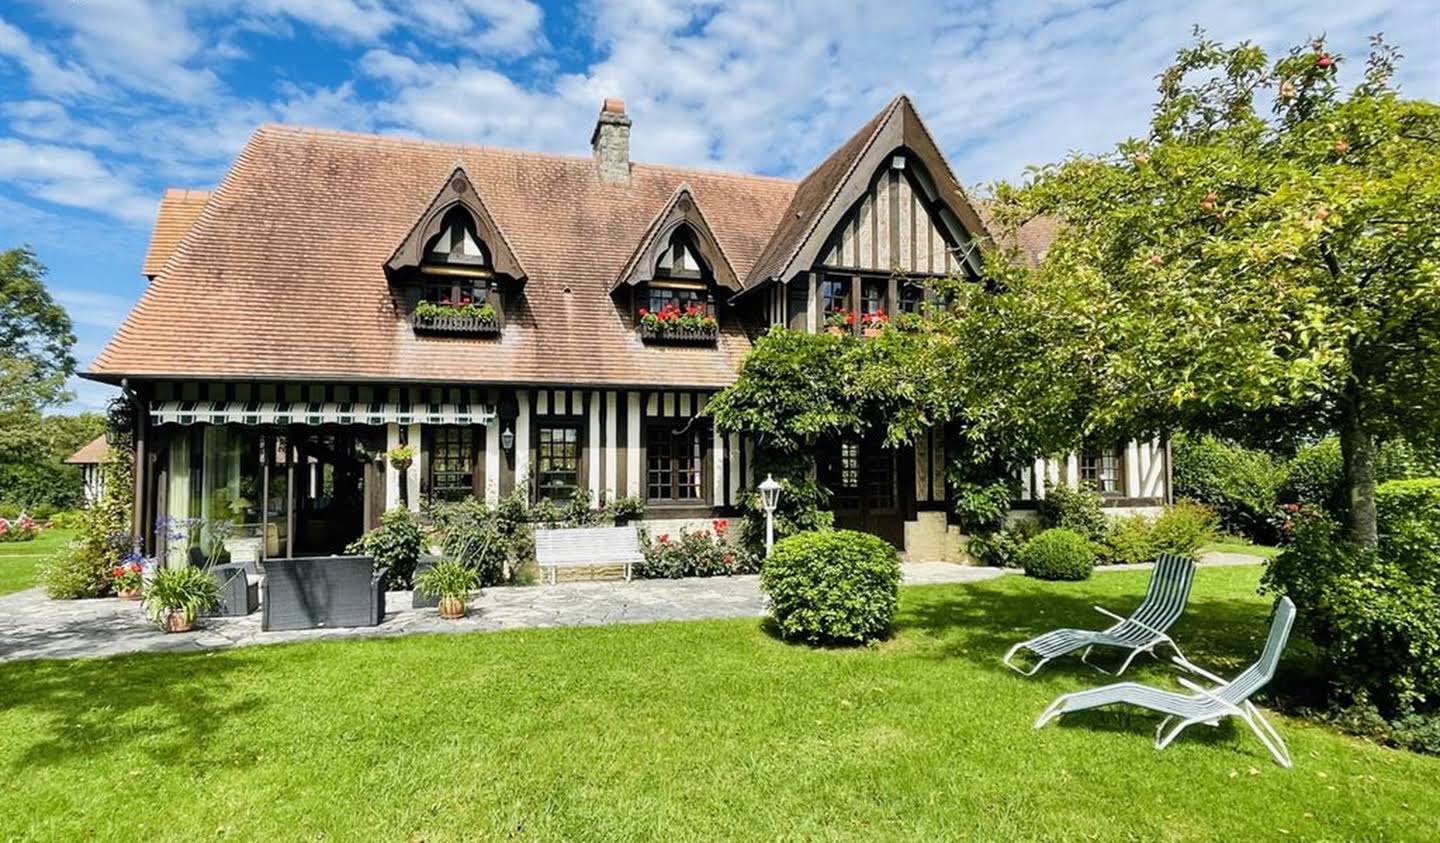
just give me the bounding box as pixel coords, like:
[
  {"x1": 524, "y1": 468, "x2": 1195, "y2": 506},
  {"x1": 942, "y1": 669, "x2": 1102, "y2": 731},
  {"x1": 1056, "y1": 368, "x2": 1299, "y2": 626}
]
[{"x1": 261, "y1": 555, "x2": 389, "y2": 631}]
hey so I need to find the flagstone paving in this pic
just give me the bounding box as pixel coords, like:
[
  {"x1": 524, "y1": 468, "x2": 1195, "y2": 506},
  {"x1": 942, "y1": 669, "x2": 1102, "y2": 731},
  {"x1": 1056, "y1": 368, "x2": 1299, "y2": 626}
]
[{"x1": 0, "y1": 554, "x2": 1259, "y2": 663}]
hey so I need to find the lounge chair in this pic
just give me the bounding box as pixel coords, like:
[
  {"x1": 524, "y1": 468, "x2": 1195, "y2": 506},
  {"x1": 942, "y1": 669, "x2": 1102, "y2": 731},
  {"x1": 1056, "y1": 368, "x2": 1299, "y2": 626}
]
[
  {"x1": 1003, "y1": 552, "x2": 1197, "y2": 676},
  {"x1": 1034, "y1": 597, "x2": 1297, "y2": 767}
]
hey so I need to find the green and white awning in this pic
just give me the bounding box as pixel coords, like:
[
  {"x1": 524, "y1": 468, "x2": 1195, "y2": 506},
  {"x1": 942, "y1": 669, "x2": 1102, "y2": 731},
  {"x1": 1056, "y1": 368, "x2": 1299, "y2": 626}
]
[{"x1": 150, "y1": 400, "x2": 495, "y2": 427}]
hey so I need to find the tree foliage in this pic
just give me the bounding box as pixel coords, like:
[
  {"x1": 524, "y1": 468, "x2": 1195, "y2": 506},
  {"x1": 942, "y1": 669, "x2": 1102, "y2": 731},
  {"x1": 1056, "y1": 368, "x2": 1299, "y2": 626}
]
[
  {"x1": 980, "y1": 31, "x2": 1440, "y2": 544},
  {"x1": 0, "y1": 247, "x2": 75, "y2": 409}
]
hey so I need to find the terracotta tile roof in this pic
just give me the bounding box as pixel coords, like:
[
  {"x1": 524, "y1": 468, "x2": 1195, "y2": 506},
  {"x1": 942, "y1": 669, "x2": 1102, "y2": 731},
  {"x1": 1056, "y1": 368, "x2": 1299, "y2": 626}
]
[
  {"x1": 744, "y1": 98, "x2": 897, "y2": 288},
  {"x1": 92, "y1": 126, "x2": 796, "y2": 390},
  {"x1": 140, "y1": 189, "x2": 210, "y2": 277},
  {"x1": 64, "y1": 434, "x2": 110, "y2": 465}
]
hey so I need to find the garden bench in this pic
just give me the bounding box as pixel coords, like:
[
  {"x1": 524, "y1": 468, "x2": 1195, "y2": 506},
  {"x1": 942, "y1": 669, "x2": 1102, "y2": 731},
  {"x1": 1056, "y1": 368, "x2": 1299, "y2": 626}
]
[{"x1": 534, "y1": 526, "x2": 642, "y2": 585}]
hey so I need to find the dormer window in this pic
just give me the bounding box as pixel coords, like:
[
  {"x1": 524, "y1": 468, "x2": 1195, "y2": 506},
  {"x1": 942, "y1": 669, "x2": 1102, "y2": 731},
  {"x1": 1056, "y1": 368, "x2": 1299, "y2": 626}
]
[{"x1": 637, "y1": 228, "x2": 718, "y2": 344}]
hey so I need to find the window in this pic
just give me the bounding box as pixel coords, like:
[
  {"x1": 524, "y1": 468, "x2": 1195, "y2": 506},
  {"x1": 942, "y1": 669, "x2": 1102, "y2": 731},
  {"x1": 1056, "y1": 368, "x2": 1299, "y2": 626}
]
[
  {"x1": 656, "y1": 232, "x2": 705, "y2": 279},
  {"x1": 418, "y1": 279, "x2": 488, "y2": 308},
  {"x1": 429, "y1": 427, "x2": 475, "y2": 501},
  {"x1": 861, "y1": 279, "x2": 886, "y2": 316},
  {"x1": 1079, "y1": 447, "x2": 1124, "y2": 497},
  {"x1": 820, "y1": 276, "x2": 851, "y2": 318},
  {"x1": 536, "y1": 425, "x2": 580, "y2": 501},
  {"x1": 643, "y1": 284, "x2": 708, "y2": 317},
  {"x1": 424, "y1": 207, "x2": 489, "y2": 267},
  {"x1": 646, "y1": 422, "x2": 705, "y2": 502},
  {"x1": 898, "y1": 282, "x2": 924, "y2": 314}
]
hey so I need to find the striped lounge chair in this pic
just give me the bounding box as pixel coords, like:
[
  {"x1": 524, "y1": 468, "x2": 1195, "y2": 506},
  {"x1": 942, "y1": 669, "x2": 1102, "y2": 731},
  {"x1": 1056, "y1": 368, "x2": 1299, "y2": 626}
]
[
  {"x1": 1034, "y1": 597, "x2": 1297, "y2": 767},
  {"x1": 1003, "y1": 552, "x2": 1197, "y2": 676}
]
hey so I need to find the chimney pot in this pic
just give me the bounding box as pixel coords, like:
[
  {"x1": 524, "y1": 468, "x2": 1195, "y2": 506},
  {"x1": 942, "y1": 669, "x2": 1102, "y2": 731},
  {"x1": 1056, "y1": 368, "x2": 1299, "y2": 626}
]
[{"x1": 591, "y1": 97, "x2": 632, "y2": 185}]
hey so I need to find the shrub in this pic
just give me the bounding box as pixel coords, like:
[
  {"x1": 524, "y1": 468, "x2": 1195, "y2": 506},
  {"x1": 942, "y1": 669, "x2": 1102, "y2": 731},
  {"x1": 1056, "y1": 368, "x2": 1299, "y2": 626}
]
[
  {"x1": 48, "y1": 509, "x2": 87, "y2": 530},
  {"x1": 346, "y1": 507, "x2": 423, "y2": 588},
  {"x1": 1281, "y1": 437, "x2": 1344, "y2": 513},
  {"x1": 760, "y1": 530, "x2": 900, "y2": 644},
  {"x1": 38, "y1": 540, "x2": 112, "y2": 599},
  {"x1": 0, "y1": 514, "x2": 41, "y2": 542},
  {"x1": 1376, "y1": 478, "x2": 1440, "y2": 570},
  {"x1": 1038, "y1": 483, "x2": 1106, "y2": 541},
  {"x1": 1018, "y1": 528, "x2": 1096, "y2": 581},
  {"x1": 1101, "y1": 514, "x2": 1156, "y2": 565},
  {"x1": 1171, "y1": 433, "x2": 1285, "y2": 542},
  {"x1": 1263, "y1": 512, "x2": 1440, "y2": 715},
  {"x1": 966, "y1": 519, "x2": 1041, "y2": 568},
  {"x1": 638, "y1": 520, "x2": 757, "y2": 579},
  {"x1": 1149, "y1": 499, "x2": 1219, "y2": 558}
]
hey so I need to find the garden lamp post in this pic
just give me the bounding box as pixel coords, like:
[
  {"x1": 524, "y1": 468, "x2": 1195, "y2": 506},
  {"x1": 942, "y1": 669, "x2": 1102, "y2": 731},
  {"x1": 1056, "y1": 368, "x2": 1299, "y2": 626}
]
[{"x1": 759, "y1": 474, "x2": 782, "y2": 555}]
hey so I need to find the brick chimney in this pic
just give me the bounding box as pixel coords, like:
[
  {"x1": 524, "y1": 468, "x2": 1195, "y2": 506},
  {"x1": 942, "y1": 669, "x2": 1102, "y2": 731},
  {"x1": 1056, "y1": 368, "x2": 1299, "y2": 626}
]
[{"x1": 590, "y1": 97, "x2": 631, "y2": 185}]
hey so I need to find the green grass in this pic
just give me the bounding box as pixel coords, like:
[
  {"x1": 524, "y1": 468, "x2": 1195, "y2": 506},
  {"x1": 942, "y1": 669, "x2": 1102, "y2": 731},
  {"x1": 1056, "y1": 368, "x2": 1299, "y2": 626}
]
[
  {"x1": 0, "y1": 528, "x2": 75, "y2": 595},
  {"x1": 1, "y1": 567, "x2": 1435, "y2": 841},
  {"x1": 1200, "y1": 540, "x2": 1283, "y2": 560}
]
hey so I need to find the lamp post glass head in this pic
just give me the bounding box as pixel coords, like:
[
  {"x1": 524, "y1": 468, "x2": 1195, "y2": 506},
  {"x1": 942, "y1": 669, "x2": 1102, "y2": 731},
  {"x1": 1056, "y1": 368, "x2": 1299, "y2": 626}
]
[
  {"x1": 759, "y1": 474, "x2": 781, "y2": 513},
  {"x1": 501, "y1": 426, "x2": 515, "y2": 452}
]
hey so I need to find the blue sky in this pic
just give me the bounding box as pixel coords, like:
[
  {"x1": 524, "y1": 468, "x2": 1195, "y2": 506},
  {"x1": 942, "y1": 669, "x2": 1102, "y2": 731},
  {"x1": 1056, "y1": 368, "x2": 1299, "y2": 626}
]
[{"x1": 2, "y1": 0, "x2": 1437, "y2": 414}]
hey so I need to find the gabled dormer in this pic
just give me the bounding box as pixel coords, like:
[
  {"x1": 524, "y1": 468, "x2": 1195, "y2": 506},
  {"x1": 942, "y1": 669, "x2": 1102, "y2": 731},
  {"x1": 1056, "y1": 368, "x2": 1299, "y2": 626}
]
[
  {"x1": 740, "y1": 94, "x2": 992, "y2": 335},
  {"x1": 386, "y1": 167, "x2": 527, "y2": 337},
  {"x1": 614, "y1": 184, "x2": 738, "y2": 345}
]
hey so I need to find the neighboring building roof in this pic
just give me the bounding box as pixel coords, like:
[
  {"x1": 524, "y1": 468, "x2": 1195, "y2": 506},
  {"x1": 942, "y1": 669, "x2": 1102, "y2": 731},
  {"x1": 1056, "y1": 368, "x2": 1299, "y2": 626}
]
[
  {"x1": 973, "y1": 202, "x2": 1061, "y2": 266},
  {"x1": 91, "y1": 126, "x2": 796, "y2": 390},
  {"x1": 140, "y1": 189, "x2": 211, "y2": 278},
  {"x1": 64, "y1": 434, "x2": 110, "y2": 465}
]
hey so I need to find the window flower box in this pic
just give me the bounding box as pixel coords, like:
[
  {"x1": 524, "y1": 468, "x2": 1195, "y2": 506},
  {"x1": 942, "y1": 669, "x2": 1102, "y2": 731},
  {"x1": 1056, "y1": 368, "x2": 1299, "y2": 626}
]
[
  {"x1": 410, "y1": 299, "x2": 500, "y2": 336},
  {"x1": 639, "y1": 304, "x2": 718, "y2": 344}
]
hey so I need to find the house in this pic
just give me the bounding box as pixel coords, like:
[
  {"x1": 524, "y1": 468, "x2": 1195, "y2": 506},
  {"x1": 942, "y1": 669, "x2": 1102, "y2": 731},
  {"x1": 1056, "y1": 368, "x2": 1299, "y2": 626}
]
[
  {"x1": 64, "y1": 434, "x2": 110, "y2": 505},
  {"x1": 86, "y1": 95, "x2": 1170, "y2": 565}
]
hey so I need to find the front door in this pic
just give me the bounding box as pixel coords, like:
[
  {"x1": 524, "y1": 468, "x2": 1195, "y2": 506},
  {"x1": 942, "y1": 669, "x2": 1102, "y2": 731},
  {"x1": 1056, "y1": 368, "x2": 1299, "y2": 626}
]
[{"x1": 821, "y1": 434, "x2": 905, "y2": 548}]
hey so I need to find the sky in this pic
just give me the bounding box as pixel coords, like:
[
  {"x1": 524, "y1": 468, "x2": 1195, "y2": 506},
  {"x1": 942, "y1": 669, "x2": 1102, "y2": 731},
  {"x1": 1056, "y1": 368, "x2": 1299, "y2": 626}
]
[{"x1": 2, "y1": 0, "x2": 1437, "y2": 415}]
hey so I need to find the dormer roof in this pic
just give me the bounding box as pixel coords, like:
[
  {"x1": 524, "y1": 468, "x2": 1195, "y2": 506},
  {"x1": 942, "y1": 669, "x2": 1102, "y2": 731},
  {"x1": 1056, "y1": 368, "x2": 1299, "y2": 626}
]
[{"x1": 612, "y1": 183, "x2": 740, "y2": 293}]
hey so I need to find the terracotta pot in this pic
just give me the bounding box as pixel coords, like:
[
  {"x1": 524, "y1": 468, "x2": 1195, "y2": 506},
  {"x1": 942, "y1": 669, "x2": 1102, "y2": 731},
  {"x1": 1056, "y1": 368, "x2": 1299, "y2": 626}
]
[
  {"x1": 437, "y1": 595, "x2": 466, "y2": 620},
  {"x1": 826, "y1": 326, "x2": 846, "y2": 337},
  {"x1": 862, "y1": 327, "x2": 883, "y2": 338},
  {"x1": 164, "y1": 611, "x2": 195, "y2": 633},
  {"x1": 117, "y1": 587, "x2": 142, "y2": 600}
]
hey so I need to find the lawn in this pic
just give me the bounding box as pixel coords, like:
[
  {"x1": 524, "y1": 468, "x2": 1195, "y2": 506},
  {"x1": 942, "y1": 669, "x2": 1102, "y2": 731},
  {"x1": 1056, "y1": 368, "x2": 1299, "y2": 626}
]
[
  {"x1": 1, "y1": 567, "x2": 1435, "y2": 842},
  {"x1": 1200, "y1": 540, "x2": 1283, "y2": 560},
  {"x1": 0, "y1": 528, "x2": 74, "y2": 595}
]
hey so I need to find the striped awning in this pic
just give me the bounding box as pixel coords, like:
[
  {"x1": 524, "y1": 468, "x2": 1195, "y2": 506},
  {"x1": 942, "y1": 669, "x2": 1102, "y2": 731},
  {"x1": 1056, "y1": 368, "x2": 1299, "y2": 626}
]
[{"x1": 150, "y1": 400, "x2": 495, "y2": 427}]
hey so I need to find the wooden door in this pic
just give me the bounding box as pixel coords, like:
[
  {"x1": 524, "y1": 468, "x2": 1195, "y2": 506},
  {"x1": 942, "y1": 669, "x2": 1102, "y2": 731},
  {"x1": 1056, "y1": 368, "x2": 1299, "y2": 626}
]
[{"x1": 821, "y1": 435, "x2": 905, "y2": 548}]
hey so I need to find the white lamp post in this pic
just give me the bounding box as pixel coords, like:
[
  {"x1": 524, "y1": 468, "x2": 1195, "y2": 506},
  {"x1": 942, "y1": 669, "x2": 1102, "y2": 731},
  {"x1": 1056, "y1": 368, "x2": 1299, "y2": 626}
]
[{"x1": 758, "y1": 473, "x2": 782, "y2": 555}]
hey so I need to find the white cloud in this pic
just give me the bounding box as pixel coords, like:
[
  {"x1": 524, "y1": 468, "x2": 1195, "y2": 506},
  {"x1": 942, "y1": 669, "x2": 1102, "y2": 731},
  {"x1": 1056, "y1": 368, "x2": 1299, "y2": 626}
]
[
  {"x1": 0, "y1": 138, "x2": 156, "y2": 223},
  {"x1": 0, "y1": 16, "x2": 98, "y2": 95}
]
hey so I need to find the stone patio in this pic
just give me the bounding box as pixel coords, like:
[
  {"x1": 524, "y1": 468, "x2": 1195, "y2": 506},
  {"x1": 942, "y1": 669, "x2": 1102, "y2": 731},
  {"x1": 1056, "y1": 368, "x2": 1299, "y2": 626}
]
[
  {"x1": 0, "y1": 562, "x2": 1008, "y2": 663},
  {"x1": 0, "y1": 554, "x2": 1261, "y2": 664}
]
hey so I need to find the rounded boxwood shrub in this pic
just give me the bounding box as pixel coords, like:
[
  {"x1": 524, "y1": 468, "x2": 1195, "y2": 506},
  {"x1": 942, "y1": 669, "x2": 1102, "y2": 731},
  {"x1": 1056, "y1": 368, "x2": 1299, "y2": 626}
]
[
  {"x1": 760, "y1": 529, "x2": 900, "y2": 645},
  {"x1": 1018, "y1": 528, "x2": 1096, "y2": 581}
]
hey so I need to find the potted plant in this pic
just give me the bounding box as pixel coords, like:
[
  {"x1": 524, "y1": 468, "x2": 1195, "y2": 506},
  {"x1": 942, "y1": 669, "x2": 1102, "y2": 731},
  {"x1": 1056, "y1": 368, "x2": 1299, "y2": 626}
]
[
  {"x1": 411, "y1": 298, "x2": 500, "y2": 334},
  {"x1": 387, "y1": 445, "x2": 415, "y2": 472},
  {"x1": 142, "y1": 565, "x2": 222, "y2": 632},
  {"x1": 824, "y1": 309, "x2": 854, "y2": 336},
  {"x1": 111, "y1": 553, "x2": 149, "y2": 599},
  {"x1": 414, "y1": 559, "x2": 480, "y2": 619},
  {"x1": 861, "y1": 309, "x2": 889, "y2": 337}
]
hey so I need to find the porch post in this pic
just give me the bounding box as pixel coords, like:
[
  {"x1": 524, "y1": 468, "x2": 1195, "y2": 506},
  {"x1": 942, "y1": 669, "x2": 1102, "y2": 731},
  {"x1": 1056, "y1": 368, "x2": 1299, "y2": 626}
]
[
  {"x1": 384, "y1": 423, "x2": 401, "y2": 511},
  {"x1": 406, "y1": 423, "x2": 422, "y2": 511}
]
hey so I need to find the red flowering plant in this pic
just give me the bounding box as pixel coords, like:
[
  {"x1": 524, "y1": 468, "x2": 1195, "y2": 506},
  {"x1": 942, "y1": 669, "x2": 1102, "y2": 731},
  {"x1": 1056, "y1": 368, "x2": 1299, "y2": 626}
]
[
  {"x1": 861, "y1": 309, "x2": 890, "y2": 327},
  {"x1": 0, "y1": 513, "x2": 40, "y2": 543},
  {"x1": 111, "y1": 552, "x2": 149, "y2": 597},
  {"x1": 637, "y1": 524, "x2": 758, "y2": 578},
  {"x1": 639, "y1": 302, "x2": 717, "y2": 332},
  {"x1": 824, "y1": 309, "x2": 857, "y2": 330}
]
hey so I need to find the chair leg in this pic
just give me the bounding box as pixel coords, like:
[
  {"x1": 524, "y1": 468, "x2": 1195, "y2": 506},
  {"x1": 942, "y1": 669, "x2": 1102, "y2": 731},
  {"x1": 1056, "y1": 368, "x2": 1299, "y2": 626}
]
[
  {"x1": 1003, "y1": 643, "x2": 1050, "y2": 677},
  {"x1": 1243, "y1": 702, "x2": 1293, "y2": 768},
  {"x1": 1155, "y1": 716, "x2": 1204, "y2": 751},
  {"x1": 1113, "y1": 644, "x2": 1153, "y2": 677},
  {"x1": 1035, "y1": 696, "x2": 1069, "y2": 729}
]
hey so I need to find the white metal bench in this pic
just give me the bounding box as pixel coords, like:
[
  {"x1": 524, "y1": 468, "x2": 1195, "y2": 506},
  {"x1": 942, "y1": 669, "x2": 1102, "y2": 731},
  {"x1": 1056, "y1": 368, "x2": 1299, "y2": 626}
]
[{"x1": 533, "y1": 525, "x2": 643, "y2": 585}]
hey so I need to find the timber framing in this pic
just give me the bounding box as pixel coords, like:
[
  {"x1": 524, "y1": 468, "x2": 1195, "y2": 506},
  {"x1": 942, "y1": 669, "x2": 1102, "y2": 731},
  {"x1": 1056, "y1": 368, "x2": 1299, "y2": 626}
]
[
  {"x1": 613, "y1": 183, "x2": 740, "y2": 292},
  {"x1": 385, "y1": 166, "x2": 528, "y2": 281}
]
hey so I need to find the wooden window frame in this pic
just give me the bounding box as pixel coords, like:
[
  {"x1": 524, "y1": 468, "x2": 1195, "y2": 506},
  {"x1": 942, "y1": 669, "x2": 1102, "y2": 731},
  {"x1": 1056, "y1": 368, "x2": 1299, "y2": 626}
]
[
  {"x1": 1079, "y1": 446, "x2": 1125, "y2": 497},
  {"x1": 535, "y1": 423, "x2": 583, "y2": 502},
  {"x1": 427, "y1": 425, "x2": 478, "y2": 502},
  {"x1": 644, "y1": 420, "x2": 709, "y2": 505}
]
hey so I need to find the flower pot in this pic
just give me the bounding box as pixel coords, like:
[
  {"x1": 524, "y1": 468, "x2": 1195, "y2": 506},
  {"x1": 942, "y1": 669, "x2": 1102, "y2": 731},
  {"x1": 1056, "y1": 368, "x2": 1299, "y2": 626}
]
[
  {"x1": 164, "y1": 611, "x2": 195, "y2": 633},
  {"x1": 390, "y1": 458, "x2": 412, "y2": 472},
  {"x1": 862, "y1": 327, "x2": 883, "y2": 338},
  {"x1": 827, "y1": 326, "x2": 846, "y2": 337},
  {"x1": 437, "y1": 595, "x2": 466, "y2": 620},
  {"x1": 117, "y1": 587, "x2": 142, "y2": 600}
]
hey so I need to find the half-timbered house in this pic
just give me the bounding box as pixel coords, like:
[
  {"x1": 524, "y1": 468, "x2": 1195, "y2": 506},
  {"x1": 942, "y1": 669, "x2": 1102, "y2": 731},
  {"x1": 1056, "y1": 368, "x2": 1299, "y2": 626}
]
[{"x1": 87, "y1": 95, "x2": 1170, "y2": 565}]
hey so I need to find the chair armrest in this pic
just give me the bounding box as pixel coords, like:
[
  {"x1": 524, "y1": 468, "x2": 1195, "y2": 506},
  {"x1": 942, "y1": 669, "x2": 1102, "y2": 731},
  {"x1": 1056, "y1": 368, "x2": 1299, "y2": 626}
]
[
  {"x1": 1092, "y1": 605, "x2": 1171, "y2": 641},
  {"x1": 1171, "y1": 655, "x2": 1229, "y2": 685},
  {"x1": 372, "y1": 565, "x2": 391, "y2": 589}
]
